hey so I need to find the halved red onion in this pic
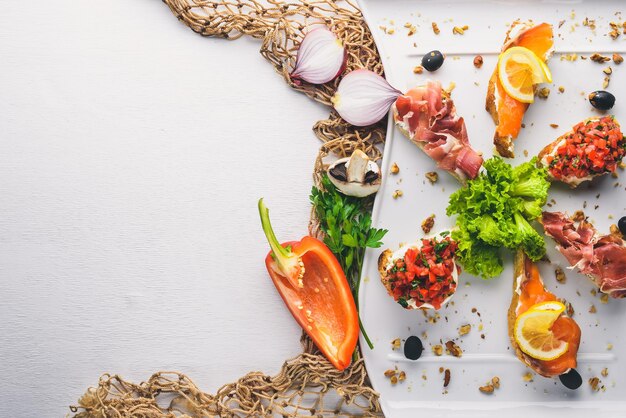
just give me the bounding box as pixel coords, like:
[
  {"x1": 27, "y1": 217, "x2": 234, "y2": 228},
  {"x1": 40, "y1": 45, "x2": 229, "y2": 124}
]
[
  {"x1": 331, "y1": 70, "x2": 401, "y2": 126},
  {"x1": 290, "y1": 27, "x2": 346, "y2": 85}
]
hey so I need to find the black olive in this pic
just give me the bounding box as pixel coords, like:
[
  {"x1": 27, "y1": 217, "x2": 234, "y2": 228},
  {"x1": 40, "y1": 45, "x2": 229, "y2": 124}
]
[
  {"x1": 588, "y1": 90, "x2": 615, "y2": 110},
  {"x1": 618, "y1": 216, "x2": 626, "y2": 236},
  {"x1": 422, "y1": 50, "x2": 444, "y2": 72},
  {"x1": 364, "y1": 170, "x2": 379, "y2": 184},
  {"x1": 404, "y1": 335, "x2": 423, "y2": 360},
  {"x1": 329, "y1": 163, "x2": 348, "y2": 182},
  {"x1": 559, "y1": 368, "x2": 582, "y2": 390}
]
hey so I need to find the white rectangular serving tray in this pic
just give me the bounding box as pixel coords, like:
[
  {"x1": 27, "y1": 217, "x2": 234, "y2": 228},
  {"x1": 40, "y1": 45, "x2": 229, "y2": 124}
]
[{"x1": 356, "y1": 1, "x2": 626, "y2": 417}]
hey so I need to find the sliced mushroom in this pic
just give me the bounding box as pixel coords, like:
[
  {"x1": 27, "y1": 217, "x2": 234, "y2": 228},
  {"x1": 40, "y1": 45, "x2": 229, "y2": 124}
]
[{"x1": 327, "y1": 150, "x2": 381, "y2": 197}]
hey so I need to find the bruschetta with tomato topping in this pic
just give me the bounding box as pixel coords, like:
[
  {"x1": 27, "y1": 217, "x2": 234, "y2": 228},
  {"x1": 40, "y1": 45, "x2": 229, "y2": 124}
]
[
  {"x1": 538, "y1": 116, "x2": 625, "y2": 187},
  {"x1": 378, "y1": 232, "x2": 459, "y2": 310}
]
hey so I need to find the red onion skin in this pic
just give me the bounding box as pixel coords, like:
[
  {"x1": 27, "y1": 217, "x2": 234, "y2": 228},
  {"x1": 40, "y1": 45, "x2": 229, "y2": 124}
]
[{"x1": 289, "y1": 27, "x2": 346, "y2": 85}]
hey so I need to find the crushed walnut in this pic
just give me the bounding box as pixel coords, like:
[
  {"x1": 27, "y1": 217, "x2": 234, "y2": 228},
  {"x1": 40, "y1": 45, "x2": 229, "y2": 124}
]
[
  {"x1": 558, "y1": 86, "x2": 565, "y2": 93},
  {"x1": 390, "y1": 162, "x2": 400, "y2": 174},
  {"x1": 590, "y1": 53, "x2": 611, "y2": 63},
  {"x1": 537, "y1": 87, "x2": 550, "y2": 99},
  {"x1": 391, "y1": 338, "x2": 401, "y2": 350},
  {"x1": 572, "y1": 210, "x2": 585, "y2": 222},
  {"x1": 588, "y1": 377, "x2": 602, "y2": 392},
  {"x1": 479, "y1": 376, "x2": 500, "y2": 394},
  {"x1": 432, "y1": 344, "x2": 444, "y2": 356},
  {"x1": 393, "y1": 190, "x2": 403, "y2": 199},
  {"x1": 404, "y1": 22, "x2": 416, "y2": 36},
  {"x1": 589, "y1": 304, "x2": 597, "y2": 314},
  {"x1": 601, "y1": 368, "x2": 609, "y2": 378},
  {"x1": 421, "y1": 214, "x2": 436, "y2": 234},
  {"x1": 522, "y1": 372, "x2": 534, "y2": 382},
  {"x1": 431, "y1": 22, "x2": 440, "y2": 35},
  {"x1": 443, "y1": 368, "x2": 451, "y2": 387},
  {"x1": 609, "y1": 223, "x2": 621, "y2": 238},
  {"x1": 555, "y1": 267, "x2": 566, "y2": 284},
  {"x1": 445, "y1": 340, "x2": 463, "y2": 357},
  {"x1": 458, "y1": 324, "x2": 471, "y2": 336},
  {"x1": 609, "y1": 22, "x2": 621, "y2": 39},
  {"x1": 385, "y1": 368, "x2": 406, "y2": 385},
  {"x1": 550, "y1": 123, "x2": 559, "y2": 129},
  {"x1": 479, "y1": 384, "x2": 494, "y2": 394},
  {"x1": 473, "y1": 55, "x2": 483, "y2": 68},
  {"x1": 582, "y1": 17, "x2": 596, "y2": 31},
  {"x1": 413, "y1": 65, "x2": 424, "y2": 74},
  {"x1": 452, "y1": 25, "x2": 469, "y2": 35},
  {"x1": 425, "y1": 171, "x2": 439, "y2": 184},
  {"x1": 614, "y1": 53, "x2": 624, "y2": 64}
]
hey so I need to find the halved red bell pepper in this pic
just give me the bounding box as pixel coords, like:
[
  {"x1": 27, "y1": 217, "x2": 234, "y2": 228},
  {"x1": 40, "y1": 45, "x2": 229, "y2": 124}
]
[{"x1": 258, "y1": 198, "x2": 359, "y2": 370}]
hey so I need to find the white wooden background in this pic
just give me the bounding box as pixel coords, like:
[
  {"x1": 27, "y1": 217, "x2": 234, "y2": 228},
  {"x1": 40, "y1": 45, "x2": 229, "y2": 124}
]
[{"x1": 0, "y1": 1, "x2": 329, "y2": 416}]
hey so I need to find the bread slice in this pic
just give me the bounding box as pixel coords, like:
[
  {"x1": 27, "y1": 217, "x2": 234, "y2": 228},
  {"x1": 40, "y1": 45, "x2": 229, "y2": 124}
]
[
  {"x1": 391, "y1": 89, "x2": 469, "y2": 184},
  {"x1": 508, "y1": 251, "x2": 536, "y2": 373},
  {"x1": 486, "y1": 21, "x2": 537, "y2": 158},
  {"x1": 538, "y1": 117, "x2": 615, "y2": 188},
  {"x1": 378, "y1": 234, "x2": 458, "y2": 310},
  {"x1": 508, "y1": 251, "x2": 580, "y2": 378}
]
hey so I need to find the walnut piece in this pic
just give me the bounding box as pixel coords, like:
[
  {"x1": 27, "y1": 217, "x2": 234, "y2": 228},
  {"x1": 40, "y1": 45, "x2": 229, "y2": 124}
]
[
  {"x1": 572, "y1": 210, "x2": 585, "y2": 222},
  {"x1": 445, "y1": 340, "x2": 463, "y2": 357},
  {"x1": 555, "y1": 267, "x2": 566, "y2": 284},
  {"x1": 458, "y1": 324, "x2": 471, "y2": 336},
  {"x1": 479, "y1": 384, "x2": 494, "y2": 394},
  {"x1": 432, "y1": 344, "x2": 443, "y2": 356},
  {"x1": 421, "y1": 214, "x2": 436, "y2": 234},
  {"x1": 425, "y1": 171, "x2": 439, "y2": 184}
]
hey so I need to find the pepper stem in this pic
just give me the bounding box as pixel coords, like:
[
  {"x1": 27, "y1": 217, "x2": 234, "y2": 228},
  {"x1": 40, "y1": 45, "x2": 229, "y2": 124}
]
[{"x1": 258, "y1": 198, "x2": 305, "y2": 288}]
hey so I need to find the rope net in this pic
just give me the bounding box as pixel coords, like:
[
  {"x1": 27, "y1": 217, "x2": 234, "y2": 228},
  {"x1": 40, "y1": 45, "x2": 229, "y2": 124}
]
[{"x1": 71, "y1": 1, "x2": 386, "y2": 416}]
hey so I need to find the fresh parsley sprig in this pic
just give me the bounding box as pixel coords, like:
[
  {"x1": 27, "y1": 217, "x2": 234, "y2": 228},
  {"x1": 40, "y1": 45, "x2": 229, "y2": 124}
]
[{"x1": 310, "y1": 174, "x2": 388, "y2": 349}]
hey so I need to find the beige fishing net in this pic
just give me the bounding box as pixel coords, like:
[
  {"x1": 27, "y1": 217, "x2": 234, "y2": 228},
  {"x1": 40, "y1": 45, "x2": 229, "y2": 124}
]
[{"x1": 70, "y1": 0, "x2": 387, "y2": 416}]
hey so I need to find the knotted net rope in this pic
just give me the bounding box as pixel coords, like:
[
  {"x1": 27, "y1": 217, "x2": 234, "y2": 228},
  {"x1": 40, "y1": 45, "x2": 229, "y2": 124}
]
[{"x1": 71, "y1": 0, "x2": 386, "y2": 416}]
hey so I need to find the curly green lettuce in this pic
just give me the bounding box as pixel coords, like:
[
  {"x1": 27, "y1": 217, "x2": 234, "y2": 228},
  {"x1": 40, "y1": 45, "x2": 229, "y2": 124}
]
[{"x1": 447, "y1": 157, "x2": 549, "y2": 279}]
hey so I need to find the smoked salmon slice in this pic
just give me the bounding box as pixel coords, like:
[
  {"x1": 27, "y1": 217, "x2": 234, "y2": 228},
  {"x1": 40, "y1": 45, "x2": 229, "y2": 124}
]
[
  {"x1": 486, "y1": 21, "x2": 554, "y2": 157},
  {"x1": 508, "y1": 251, "x2": 581, "y2": 378}
]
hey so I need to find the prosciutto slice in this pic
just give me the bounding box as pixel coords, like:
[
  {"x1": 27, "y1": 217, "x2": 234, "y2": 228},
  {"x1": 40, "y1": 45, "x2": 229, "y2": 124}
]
[
  {"x1": 542, "y1": 211, "x2": 626, "y2": 298},
  {"x1": 392, "y1": 81, "x2": 483, "y2": 182}
]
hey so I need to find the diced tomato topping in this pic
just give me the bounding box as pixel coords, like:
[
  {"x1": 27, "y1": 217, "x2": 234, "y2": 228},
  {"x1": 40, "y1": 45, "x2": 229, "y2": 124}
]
[
  {"x1": 386, "y1": 236, "x2": 458, "y2": 310},
  {"x1": 548, "y1": 116, "x2": 625, "y2": 180}
]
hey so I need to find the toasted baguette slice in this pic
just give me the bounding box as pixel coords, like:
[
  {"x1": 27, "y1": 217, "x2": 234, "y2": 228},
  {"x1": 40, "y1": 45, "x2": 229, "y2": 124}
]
[
  {"x1": 538, "y1": 116, "x2": 624, "y2": 188},
  {"x1": 486, "y1": 21, "x2": 553, "y2": 158},
  {"x1": 378, "y1": 232, "x2": 458, "y2": 311},
  {"x1": 508, "y1": 251, "x2": 581, "y2": 378},
  {"x1": 393, "y1": 82, "x2": 483, "y2": 182}
]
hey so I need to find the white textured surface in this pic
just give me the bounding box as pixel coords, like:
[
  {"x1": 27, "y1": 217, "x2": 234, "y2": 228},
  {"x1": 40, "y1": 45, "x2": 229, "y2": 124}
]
[{"x1": 0, "y1": 1, "x2": 327, "y2": 416}]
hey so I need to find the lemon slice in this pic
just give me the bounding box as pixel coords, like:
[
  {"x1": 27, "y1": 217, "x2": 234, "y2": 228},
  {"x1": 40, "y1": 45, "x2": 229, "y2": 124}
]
[
  {"x1": 514, "y1": 301, "x2": 568, "y2": 361},
  {"x1": 498, "y1": 46, "x2": 552, "y2": 104}
]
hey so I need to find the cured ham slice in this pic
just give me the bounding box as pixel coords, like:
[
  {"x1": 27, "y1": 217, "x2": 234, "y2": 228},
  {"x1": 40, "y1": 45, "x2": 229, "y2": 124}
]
[
  {"x1": 542, "y1": 211, "x2": 626, "y2": 298},
  {"x1": 392, "y1": 80, "x2": 483, "y2": 183}
]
